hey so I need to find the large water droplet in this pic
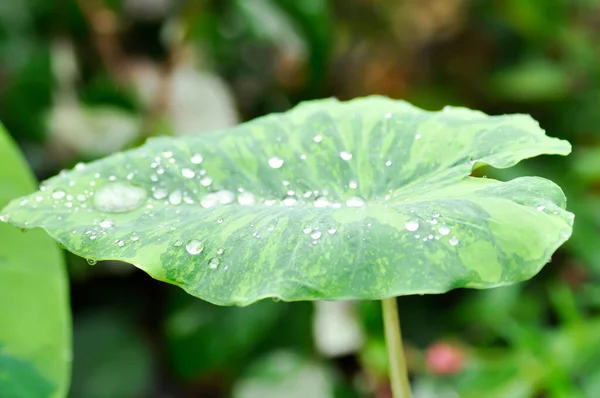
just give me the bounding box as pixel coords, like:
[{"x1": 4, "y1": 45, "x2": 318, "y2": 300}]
[
  {"x1": 404, "y1": 220, "x2": 419, "y2": 232},
  {"x1": 153, "y1": 187, "x2": 168, "y2": 200},
  {"x1": 94, "y1": 182, "x2": 147, "y2": 213},
  {"x1": 191, "y1": 154, "x2": 203, "y2": 164},
  {"x1": 449, "y1": 236, "x2": 459, "y2": 246},
  {"x1": 268, "y1": 156, "x2": 284, "y2": 169},
  {"x1": 181, "y1": 168, "x2": 195, "y2": 178},
  {"x1": 311, "y1": 231, "x2": 322, "y2": 240},
  {"x1": 186, "y1": 240, "x2": 204, "y2": 255},
  {"x1": 238, "y1": 191, "x2": 256, "y2": 206},
  {"x1": 208, "y1": 257, "x2": 220, "y2": 269},
  {"x1": 438, "y1": 225, "x2": 450, "y2": 236},
  {"x1": 346, "y1": 196, "x2": 365, "y2": 207}
]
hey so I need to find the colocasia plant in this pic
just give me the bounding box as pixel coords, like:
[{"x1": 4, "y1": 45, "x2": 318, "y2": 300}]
[{"x1": 1, "y1": 97, "x2": 573, "y2": 397}]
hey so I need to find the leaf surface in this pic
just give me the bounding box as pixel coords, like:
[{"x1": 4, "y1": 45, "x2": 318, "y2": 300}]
[
  {"x1": 1, "y1": 97, "x2": 573, "y2": 306},
  {"x1": 0, "y1": 125, "x2": 71, "y2": 397}
]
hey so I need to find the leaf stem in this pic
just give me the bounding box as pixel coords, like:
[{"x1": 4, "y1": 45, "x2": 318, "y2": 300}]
[{"x1": 382, "y1": 297, "x2": 411, "y2": 398}]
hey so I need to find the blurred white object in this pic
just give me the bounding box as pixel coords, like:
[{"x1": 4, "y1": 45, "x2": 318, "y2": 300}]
[
  {"x1": 313, "y1": 301, "x2": 364, "y2": 357},
  {"x1": 131, "y1": 61, "x2": 239, "y2": 135}
]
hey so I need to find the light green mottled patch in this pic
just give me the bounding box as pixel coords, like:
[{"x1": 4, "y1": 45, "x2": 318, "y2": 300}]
[{"x1": 0, "y1": 97, "x2": 573, "y2": 306}]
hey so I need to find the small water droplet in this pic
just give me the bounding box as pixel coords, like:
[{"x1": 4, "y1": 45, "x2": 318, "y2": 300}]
[
  {"x1": 346, "y1": 196, "x2": 365, "y2": 207},
  {"x1": 153, "y1": 187, "x2": 168, "y2": 200},
  {"x1": 191, "y1": 154, "x2": 203, "y2": 164},
  {"x1": 311, "y1": 231, "x2": 322, "y2": 240},
  {"x1": 87, "y1": 259, "x2": 97, "y2": 265},
  {"x1": 181, "y1": 168, "x2": 195, "y2": 178},
  {"x1": 130, "y1": 235, "x2": 140, "y2": 242},
  {"x1": 303, "y1": 226, "x2": 312, "y2": 234},
  {"x1": 327, "y1": 228, "x2": 337, "y2": 234},
  {"x1": 430, "y1": 219, "x2": 438, "y2": 225},
  {"x1": 537, "y1": 205, "x2": 545, "y2": 211},
  {"x1": 200, "y1": 176, "x2": 213, "y2": 186},
  {"x1": 268, "y1": 156, "x2": 284, "y2": 169},
  {"x1": 174, "y1": 240, "x2": 183, "y2": 247},
  {"x1": 186, "y1": 240, "x2": 204, "y2": 255},
  {"x1": 52, "y1": 190, "x2": 66, "y2": 199},
  {"x1": 117, "y1": 240, "x2": 125, "y2": 247},
  {"x1": 216, "y1": 248, "x2": 225, "y2": 255},
  {"x1": 201, "y1": 190, "x2": 235, "y2": 208},
  {"x1": 282, "y1": 196, "x2": 297, "y2": 206},
  {"x1": 449, "y1": 236, "x2": 459, "y2": 246},
  {"x1": 340, "y1": 151, "x2": 353, "y2": 161},
  {"x1": 163, "y1": 151, "x2": 173, "y2": 158},
  {"x1": 94, "y1": 182, "x2": 147, "y2": 213},
  {"x1": 169, "y1": 190, "x2": 182, "y2": 205},
  {"x1": 208, "y1": 258, "x2": 220, "y2": 269},
  {"x1": 314, "y1": 135, "x2": 323, "y2": 143},
  {"x1": 385, "y1": 113, "x2": 392, "y2": 119},
  {"x1": 349, "y1": 180, "x2": 358, "y2": 189},
  {"x1": 99, "y1": 220, "x2": 115, "y2": 228},
  {"x1": 300, "y1": 154, "x2": 307, "y2": 160},
  {"x1": 313, "y1": 196, "x2": 329, "y2": 208},
  {"x1": 415, "y1": 134, "x2": 422, "y2": 140},
  {"x1": 385, "y1": 160, "x2": 392, "y2": 167},
  {"x1": 405, "y1": 220, "x2": 419, "y2": 232},
  {"x1": 438, "y1": 225, "x2": 450, "y2": 236},
  {"x1": 238, "y1": 191, "x2": 256, "y2": 205},
  {"x1": 217, "y1": 217, "x2": 223, "y2": 223}
]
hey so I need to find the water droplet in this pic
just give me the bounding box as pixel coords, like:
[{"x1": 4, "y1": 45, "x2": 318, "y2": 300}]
[
  {"x1": 94, "y1": 182, "x2": 147, "y2": 213},
  {"x1": 300, "y1": 154, "x2": 307, "y2": 160},
  {"x1": 385, "y1": 160, "x2": 392, "y2": 167},
  {"x1": 201, "y1": 190, "x2": 235, "y2": 208},
  {"x1": 163, "y1": 151, "x2": 173, "y2": 158},
  {"x1": 449, "y1": 236, "x2": 459, "y2": 246},
  {"x1": 208, "y1": 257, "x2": 220, "y2": 269},
  {"x1": 438, "y1": 225, "x2": 450, "y2": 236},
  {"x1": 52, "y1": 190, "x2": 66, "y2": 199},
  {"x1": 327, "y1": 228, "x2": 337, "y2": 234},
  {"x1": 314, "y1": 135, "x2": 323, "y2": 143},
  {"x1": 117, "y1": 240, "x2": 125, "y2": 247},
  {"x1": 216, "y1": 248, "x2": 225, "y2": 255},
  {"x1": 200, "y1": 176, "x2": 213, "y2": 186},
  {"x1": 385, "y1": 113, "x2": 392, "y2": 119},
  {"x1": 186, "y1": 240, "x2": 204, "y2": 255},
  {"x1": 181, "y1": 168, "x2": 195, "y2": 178},
  {"x1": 268, "y1": 156, "x2": 284, "y2": 169},
  {"x1": 340, "y1": 151, "x2": 353, "y2": 161},
  {"x1": 156, "y1": 167, "x2": 165, "y2": 175},
  {"x1": 349, "y1": 180, "x2": 358, "y2": 189},
  {"x1": 313, "y1": 196, "x2": 329, "y2": 208},
  {"x1": 87, "y1": 258, "x2": 97, "y2": 265},
  {"x1": 303, "y1": 226, "x2": 312, "y2": 234},
  {"x1": 238, "y1": 191, "x2": 256, "y2": 205},
  {"x1": 99, "y1": 220, "x2": 115, "y2": 228},
  {"x1": 153, "y1": 187, "x2": 168, "y2": 200},
  {"x1": 405, "y1": 220, "x2": 419, "y2": 232},
  {"x1": 191, "y1": 154, "x2": 203, "y2": 164},
  {"x1": 282, "y1": 196, "x2": 297, "y2": 206},
  {"x1": 217, "y1": 217, "x2": 223, "y2": 223},
  {"x1": 130, "y1": 235, "x2": 140, "y2": 242},
  {"x1": 169, "y1": 190, "x2": 182, "y2": 205},
  {"x1": 430, "y1": 219, "x2": 438, "y2": 225},
  {"x1": 311, "y1": 231, "x2": 322, "y2": 240},
  {"x1": 415, "y1": 134, "x2": 422, "y2": 140},
  {"x1": 536, "y1": 205, "x2": 545, "y2": 211},
  {"x1": 346, "y1": 196, "x2": 365, "y2": 207}
]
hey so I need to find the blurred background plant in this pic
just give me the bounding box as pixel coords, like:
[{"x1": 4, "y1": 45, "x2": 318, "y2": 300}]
[{"x1": 1, "y1": 0, "x2": 599, "y2": 397}]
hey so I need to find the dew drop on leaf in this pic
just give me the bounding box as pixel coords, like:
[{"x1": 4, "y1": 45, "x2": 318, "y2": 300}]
[
  {"x1": 268, "y1": 156, "x2": 284, "y2": 169},
  {"x1": 52, "y1": 190, "x2": 66, "y2": 199},
  {"x1": 438, "y1": 226, "x2": 450, "y2": 236},
  {"x1": 87, "y1": 259, "x2": 97, "y2": 265},
  {"x1": 449, "y1": 236, "x2": 459, "y2": 246},
  {"x1": 191, "y1": 154, "x2": 203, "y2": 164},
  {"x1": 169, "y1": 190, "x2": 182, "y2": 205},
  {"x1": 340, "y1": 151, "x2": 353, "y2": 161},
  {"x1": 200, "y1": 176, "x2": 213, "y2": 187},
  {"x1": 181, "y1": 168, "x2": 195, "y2": 178},
  {"x1": 186, "y1": 240, "x2": 204, "y2": 255},
  {"x1": 405, "y1": 220, "x2": 419, "y2": 232},
  {"x1": 349, "y1": 180, "x2": 358, "y2": 189},
  {"x1": 237, "y1": 191, "x2": 256, "y2": 205},
  {"x1": 208, "y1": 257, "x2": 220, "y2": 269},
  {"x1": 346, "y1": 196, "x2": 365, "y2": 207},
  {"x1": 311, "y1": 231, "x2": 322, "y2": 240},
  {"x1": 313, "y1": 196, "x2": 329, "y2": 208},
  {"x1": 94, "y1": 182, "x2": 147, "y2": 213},
  {"x1": 99, "y1": 220, "x2": 115, "y2": 228}
]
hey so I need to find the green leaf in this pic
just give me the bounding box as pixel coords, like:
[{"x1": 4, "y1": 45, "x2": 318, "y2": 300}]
[
  {"x1": 0, "y1": 124, "x2": 71, "y2": 397},
  {"x1": 1, "y1": 97, "x2": 573, "y2": 306}
]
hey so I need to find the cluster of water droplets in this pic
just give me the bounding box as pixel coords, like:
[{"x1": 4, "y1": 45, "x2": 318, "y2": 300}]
[{"x1": 403, "y1": 213, "x2": 459, "y2": 246}]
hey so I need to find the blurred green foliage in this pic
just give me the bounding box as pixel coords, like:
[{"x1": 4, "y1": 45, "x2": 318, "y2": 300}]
[{"x1": 1, "y1": 0, "x2": 600, "y2": 397}]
